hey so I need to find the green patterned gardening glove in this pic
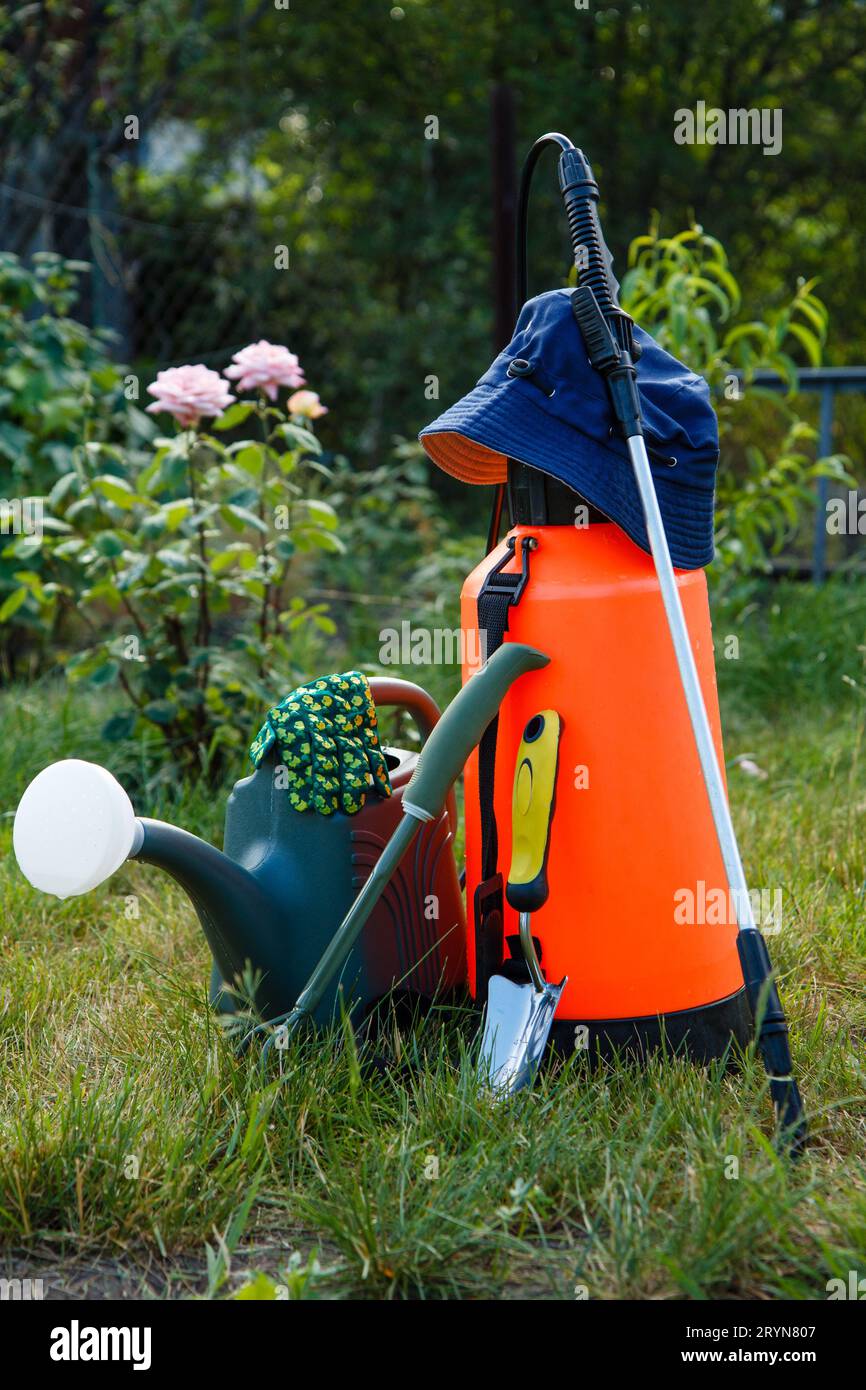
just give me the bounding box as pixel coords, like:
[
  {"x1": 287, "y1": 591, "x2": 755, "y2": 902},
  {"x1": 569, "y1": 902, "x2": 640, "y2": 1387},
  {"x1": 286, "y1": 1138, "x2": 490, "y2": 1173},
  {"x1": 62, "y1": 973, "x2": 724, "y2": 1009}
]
[{"x1": 249, "y1": 671, "x2": 392, "y2": 815}]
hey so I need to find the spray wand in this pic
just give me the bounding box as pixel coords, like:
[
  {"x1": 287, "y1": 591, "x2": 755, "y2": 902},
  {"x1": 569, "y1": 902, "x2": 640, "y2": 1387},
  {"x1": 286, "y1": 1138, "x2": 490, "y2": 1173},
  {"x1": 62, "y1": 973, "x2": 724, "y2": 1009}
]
[{"x1": 549, "y1": 136, "x2": 806, "y2": 1152}]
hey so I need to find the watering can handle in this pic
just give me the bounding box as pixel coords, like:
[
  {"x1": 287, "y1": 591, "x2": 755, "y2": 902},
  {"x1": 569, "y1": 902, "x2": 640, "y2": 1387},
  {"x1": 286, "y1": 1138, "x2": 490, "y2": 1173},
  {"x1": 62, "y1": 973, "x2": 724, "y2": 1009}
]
[
  {"x1": 367, "y1": 676, "x2": 457, "y2": 836},
  {"x1": 367, "y1": 677, "x2": 441, "y2": 743}
]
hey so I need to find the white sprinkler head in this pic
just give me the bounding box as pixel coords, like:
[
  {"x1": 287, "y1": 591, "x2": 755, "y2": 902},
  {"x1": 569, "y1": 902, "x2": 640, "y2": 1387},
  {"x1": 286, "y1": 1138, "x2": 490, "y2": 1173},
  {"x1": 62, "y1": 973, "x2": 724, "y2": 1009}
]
[{"x1": 13, "y1": 759, "x2": 137, "y2": 899}]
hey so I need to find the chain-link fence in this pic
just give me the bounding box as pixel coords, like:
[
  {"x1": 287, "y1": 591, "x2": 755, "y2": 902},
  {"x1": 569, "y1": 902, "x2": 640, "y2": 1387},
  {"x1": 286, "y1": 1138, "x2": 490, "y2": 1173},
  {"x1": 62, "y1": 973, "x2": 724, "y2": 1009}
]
[{"x1": 0, "y1": 125, "x2": 271, "y2": 373}]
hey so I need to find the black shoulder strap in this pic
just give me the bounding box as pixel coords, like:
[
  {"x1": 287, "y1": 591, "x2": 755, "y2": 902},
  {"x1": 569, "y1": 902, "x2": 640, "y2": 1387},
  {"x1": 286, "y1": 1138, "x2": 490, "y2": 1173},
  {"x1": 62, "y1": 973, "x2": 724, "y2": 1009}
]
[{"x1": 473, "y1": 535, "x2": 534, "y2": 1003}]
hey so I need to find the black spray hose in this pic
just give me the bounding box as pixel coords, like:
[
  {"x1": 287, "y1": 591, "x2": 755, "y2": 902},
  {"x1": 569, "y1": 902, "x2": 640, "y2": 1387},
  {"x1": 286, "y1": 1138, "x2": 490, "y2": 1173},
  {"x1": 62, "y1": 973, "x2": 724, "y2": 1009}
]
[
  {"x1": 558, "y1": 142, "x2": 806, "y2": 1155},
  {"x1": 487, "y1": 132, "x2": 576, "y2": 554},
  {"x1": 516, "y1": 132, "x2": 575, "y2": 307}
]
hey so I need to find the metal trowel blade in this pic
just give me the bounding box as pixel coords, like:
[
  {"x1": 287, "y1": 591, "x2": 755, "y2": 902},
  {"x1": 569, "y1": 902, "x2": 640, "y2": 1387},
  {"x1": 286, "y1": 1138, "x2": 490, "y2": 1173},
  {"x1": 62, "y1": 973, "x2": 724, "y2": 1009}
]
[{"x1": 478, "y1": 973, "x2": 566, "y2": 1096}]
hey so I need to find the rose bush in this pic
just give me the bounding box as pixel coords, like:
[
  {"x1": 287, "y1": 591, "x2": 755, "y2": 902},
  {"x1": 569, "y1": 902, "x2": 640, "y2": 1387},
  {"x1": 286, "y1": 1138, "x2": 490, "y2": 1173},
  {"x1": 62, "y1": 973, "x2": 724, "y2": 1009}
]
[{"x1": 2, "y1": 341, "x2": 343, "y2": 782}]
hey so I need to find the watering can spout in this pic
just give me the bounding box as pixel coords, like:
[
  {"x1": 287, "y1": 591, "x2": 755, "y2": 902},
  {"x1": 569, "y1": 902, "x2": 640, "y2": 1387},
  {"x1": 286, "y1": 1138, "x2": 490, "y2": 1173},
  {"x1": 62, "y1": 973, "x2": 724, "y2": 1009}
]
[
  {"x1": 131, "y1": 818, "x2": 280, "y2": 1007},
  {"x1": 13, "y1": 759, "x2": 286, "y2": 1012}
]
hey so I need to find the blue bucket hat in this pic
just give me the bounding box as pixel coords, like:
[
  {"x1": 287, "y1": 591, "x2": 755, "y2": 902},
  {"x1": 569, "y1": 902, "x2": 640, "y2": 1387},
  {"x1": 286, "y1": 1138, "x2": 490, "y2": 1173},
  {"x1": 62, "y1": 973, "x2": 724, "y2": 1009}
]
[{"x1": 420, "y1": 288, "x2": 719, "y2": 570}]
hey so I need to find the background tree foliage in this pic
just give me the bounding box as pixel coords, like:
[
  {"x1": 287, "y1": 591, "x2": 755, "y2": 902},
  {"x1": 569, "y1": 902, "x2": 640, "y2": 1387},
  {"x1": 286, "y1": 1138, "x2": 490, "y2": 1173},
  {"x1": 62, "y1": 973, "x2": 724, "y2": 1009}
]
[{"x1": 1, "y1": 0, "x2": 864, "y2": 477}]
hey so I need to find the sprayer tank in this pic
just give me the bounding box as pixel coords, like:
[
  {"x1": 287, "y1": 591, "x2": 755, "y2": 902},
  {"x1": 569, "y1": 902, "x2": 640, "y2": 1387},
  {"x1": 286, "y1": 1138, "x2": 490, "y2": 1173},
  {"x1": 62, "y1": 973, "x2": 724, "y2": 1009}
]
[{"x1": 461, "y1": 522, "x2": 751, "y2": 1054}]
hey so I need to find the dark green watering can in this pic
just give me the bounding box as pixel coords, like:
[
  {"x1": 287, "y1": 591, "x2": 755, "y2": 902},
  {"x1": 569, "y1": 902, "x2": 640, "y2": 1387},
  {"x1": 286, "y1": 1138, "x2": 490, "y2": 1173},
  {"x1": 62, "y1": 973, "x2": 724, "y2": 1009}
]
[
  {"x1": 13, "y1": 679, "x2": 464, "y2": 1026},
  {"x1": 14, "y1": 646, "x2": 549, "y2": 1032}
]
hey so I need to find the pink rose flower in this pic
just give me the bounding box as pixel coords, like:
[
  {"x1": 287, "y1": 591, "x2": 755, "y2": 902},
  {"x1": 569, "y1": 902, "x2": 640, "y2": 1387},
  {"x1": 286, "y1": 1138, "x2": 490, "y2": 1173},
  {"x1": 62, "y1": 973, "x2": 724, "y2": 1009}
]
[
  {"x1": 287, "y1": 389, "x2": 328, "y2": 419},
  {"x1": 224, "y1": 340, "x2": 306, "y2": 401},
  {"x1": 146, "y1": 364, "x2": 235, "y2": 428}
]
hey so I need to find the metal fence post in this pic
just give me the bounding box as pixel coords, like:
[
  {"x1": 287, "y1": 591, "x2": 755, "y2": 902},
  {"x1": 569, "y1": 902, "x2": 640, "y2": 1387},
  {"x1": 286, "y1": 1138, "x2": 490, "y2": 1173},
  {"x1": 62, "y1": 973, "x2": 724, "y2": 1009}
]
[{"x1": 812, "y1": 385, "x2": 834, "y2": 584}]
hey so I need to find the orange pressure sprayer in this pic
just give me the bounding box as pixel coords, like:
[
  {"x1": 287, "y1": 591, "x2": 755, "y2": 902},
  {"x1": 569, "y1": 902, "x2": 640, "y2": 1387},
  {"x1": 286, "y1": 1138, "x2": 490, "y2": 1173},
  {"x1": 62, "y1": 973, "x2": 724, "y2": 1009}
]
[
  {"x1": 461, "y1": 522, "x2": 747, "y2": 1050},
  {"x1": 422, "y1": 132, "x2": 805, "y2": 1150}
]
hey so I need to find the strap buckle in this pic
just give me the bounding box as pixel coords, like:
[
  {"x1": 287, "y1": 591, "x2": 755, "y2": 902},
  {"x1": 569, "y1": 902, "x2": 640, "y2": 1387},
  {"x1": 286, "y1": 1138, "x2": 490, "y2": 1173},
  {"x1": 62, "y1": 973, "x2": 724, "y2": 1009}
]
[{"x1": 478, "y1": 534, "x2": 536, "y2": 606}]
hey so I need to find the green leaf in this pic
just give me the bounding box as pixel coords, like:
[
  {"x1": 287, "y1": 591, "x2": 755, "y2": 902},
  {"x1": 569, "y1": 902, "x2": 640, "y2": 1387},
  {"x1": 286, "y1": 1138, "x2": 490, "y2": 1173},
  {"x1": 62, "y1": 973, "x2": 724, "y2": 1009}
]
[
  {"x1": 791, "y1": 296, "x2": 827, "y2": 338},
  {"x1": 65, "y1": 649, "x2": 106, "y2": 681},
  {"x1": 275, "y1": 422, "x2": 322, "y2": 455},
  {"x1": 234, "y1": 1273, "x2": 279, "y2": 1301},
  {"x1": 82, "y1": 579, "x2": 122, "y2": 607},
  {"x1": 65, "y1": 497, "x2": 99, "y2": 523},
  {"x1": 53, "y1": 537, "x2": 85, "y2": 559},
  {"x1": 157, "y1": 547, "x2": 198, "y2": 573},
  {"x1": 155, "y1": 451, "x2": 189, "y2": 491},
  {"x1": 302, "y1": 499, "x2": 338, "y2": 529},
  {"x1": 0, "y1": 587, "x2": 29, "y2": 622},
  {"x1": 89, "y1": 660, "x2": 120, "y2": 687},
  {"x1": 38, "y1": 516, "x2": 73, "y2": 534},
  {"x1": 94, "y1": 531, "x2": 125, "y2": 557},
  {"x1": 91, "y1": 475, "x2": 144, "y2": 509},
  {"x1": 784, "y1": 321, "x2": 822, "y2": 368},
  {"x1": 211, "y1": 542, "x2": 254, "y2": 573},
  {"x1": 0, "y1": 421, "x2": 31, "y2": 461},
  {"x1": 2, "y1": 534, "x2": 41, "y2": 560},
  {"x1": 102, "y1": 710, "x2": 138, "y2": 742},
  {"x1": 142, "y1": 699, "x2": 177, "y2": 727},
  {"x1": 684, "y1": 274, "x2": 732, "y2": 319},
  {"x1": 49, "y1": 471, "x2": 79, "y2": 508},
  {"x1": 161, "y1": 498, "x2": 194, "y2": 531},
  {"x1": 84, "y1": 442, "x2": 127, "y2": 466},
  {"x1": 698, "y1": 260, "x2": 741, "y2": 311},
  {"x1": 213, "y1": 402, "x2": 256, "y2": 430},
  {"x1": 220, "y1": 503, "x2": 269, "y2": 534},
  {"x1": 116, "y1": 556, "x2": 151, "y2": 590},
  {"x1": 12, "y1": 569, "x2": 47, "y2": 602},
  {"x1": 227, "y1": 486, "x2": 260, "y2": 511},
  {"x1": 234, "y1": 444, "x2": 265, "y2": 477},
  {"x1": 151, "y1": 573, "x2": 201, "y2": 594},
  {"x1": 141, "y1": 660, "x2": 173, "y2": 696},
  {"x1": 138, "y1": 511, "x2": 169, "y2": 539},
  {"x1": 294, "y1": 527, "x2": 344, "y2": 554}
]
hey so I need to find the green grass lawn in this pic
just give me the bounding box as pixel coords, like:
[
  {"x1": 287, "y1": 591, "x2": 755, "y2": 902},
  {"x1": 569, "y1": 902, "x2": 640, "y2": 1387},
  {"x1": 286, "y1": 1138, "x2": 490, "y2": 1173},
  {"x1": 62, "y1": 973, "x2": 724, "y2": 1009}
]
[{"x1": 1, "y1": 579, "x2": 865, "y2": 1300}]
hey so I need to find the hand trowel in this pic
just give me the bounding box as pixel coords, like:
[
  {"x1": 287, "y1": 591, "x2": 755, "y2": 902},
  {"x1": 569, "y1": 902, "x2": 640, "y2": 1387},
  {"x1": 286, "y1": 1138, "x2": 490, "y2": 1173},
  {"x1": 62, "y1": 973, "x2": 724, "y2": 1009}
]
[{"x1": 478, "y1": 710, "x2": 566, "y2": 1094}]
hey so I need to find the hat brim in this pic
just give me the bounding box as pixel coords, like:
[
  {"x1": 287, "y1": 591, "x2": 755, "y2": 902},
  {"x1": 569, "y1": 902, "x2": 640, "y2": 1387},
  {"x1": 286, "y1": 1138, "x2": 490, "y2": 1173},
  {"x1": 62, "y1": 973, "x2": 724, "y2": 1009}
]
[{"x1": 421, "y1": 380, "x2": 716, "y2": 570}]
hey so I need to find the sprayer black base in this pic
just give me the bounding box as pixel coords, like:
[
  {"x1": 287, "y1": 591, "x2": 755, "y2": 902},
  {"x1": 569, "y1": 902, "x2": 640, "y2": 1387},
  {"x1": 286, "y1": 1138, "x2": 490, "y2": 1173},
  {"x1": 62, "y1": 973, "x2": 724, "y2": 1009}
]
[{"x1": 549, "y1": 986, "x2": 753, "y2": 1066}]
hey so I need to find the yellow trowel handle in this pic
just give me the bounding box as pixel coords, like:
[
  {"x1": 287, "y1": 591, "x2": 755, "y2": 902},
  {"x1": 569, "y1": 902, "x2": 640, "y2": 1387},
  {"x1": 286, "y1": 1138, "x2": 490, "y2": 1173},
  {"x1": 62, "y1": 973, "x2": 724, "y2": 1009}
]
[{"x1": 506, "y1": 711, "x2": 562, "y2": 915}]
